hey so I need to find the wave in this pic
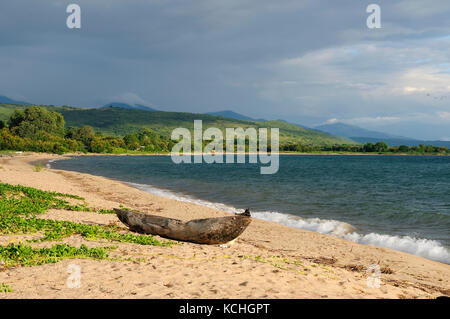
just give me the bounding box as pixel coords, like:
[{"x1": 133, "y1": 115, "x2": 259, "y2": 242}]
[
  {"x1": 250, "y1": 211, "x2": 356, "y2": 237},
  {"x1": 127, "y1": 182, "x2": 450, "y2": 264},
  {"x1": 343, "y1": 232, "x2": 450, "y2": 264},
  {"x1": 250, "y1": 211, "x2": 450, "y2": 263},
  {"x1": 46, "y1": 159, "x2": 57, "y2": 169}
]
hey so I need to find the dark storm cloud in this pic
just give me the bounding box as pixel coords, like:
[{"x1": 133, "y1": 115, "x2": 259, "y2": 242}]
[{"x1": 0, "y1": 0, "x2": 449, "y2": 139}]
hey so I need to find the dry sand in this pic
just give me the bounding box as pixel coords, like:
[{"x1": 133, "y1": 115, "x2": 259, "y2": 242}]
[{"x1": 0, "y1": 153, "x2": 449, "y2": 299}]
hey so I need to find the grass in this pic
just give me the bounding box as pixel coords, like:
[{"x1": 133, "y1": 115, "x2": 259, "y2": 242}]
[
  {"x1": 0, "y1": 183, "x2": 173, "y2": 246},
  {"x1": 33, "y1": 163, "x2": 43, "y2": 172},
  {"x1": 0, "y1": 182, "x2": 173, "y2": 272},
  {"x1": 0, "y1": 183, "x2": 172, "y2": 246},
  {"x1": 0, "y1": 215, "x2": 172, "y2": 246},
  {"x1": 0, "y1": 183, "x2": 90, "y2": 215},
  {"x1": 0, "y1": 182, "x2": 175, "y2": 296},
  {"x1": 0, "y1": 283, "x2": 13, "y2": 293},
  {"x1": 0, "y1": 243, "x2": 110, "y2": 267},
  {"x1": 97, "y1": 208, "x2": 117, "y2": 214}
]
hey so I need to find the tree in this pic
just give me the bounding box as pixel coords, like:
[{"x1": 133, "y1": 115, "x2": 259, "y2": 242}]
[
  {"x1": 374, "y1": 142, "x2": 389, "y2": 152},
  {"x1": 398, "y1": 145, "x2": 409, "y2": 153},
  {"x1": 73, "y1": 125, "x2": 96, "y2": 145},
  {"x1": 363, "y1": 143, "x2": 375, "y2": 152},
  {"x1": 64, "y1": 126, "x2": 78, "y2": 139},
  {"x1": 89, "y1": 138, "x2": 112, "y2": 153},
  {"x1": 8, "y1": 106, "x2": 65, "y2": 139},
  {"x1": 124, "y1": 134, "x2": 140, "y2": 150}
]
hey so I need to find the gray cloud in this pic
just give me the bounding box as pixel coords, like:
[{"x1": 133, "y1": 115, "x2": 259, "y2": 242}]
[{"x1": 0, "y1": 0, "x2": 449, "y2": 139}]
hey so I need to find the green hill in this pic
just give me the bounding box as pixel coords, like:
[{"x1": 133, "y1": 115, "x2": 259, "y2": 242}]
[
  {"x1": 0, "y1": 104, "x2": 22, "y2": 120},
  {"x1": 0, "y1": 103, "x2": 354, "y2": 146}
]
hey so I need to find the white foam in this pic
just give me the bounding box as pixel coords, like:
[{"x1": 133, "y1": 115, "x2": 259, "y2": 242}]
[
  {"x1": 343, "y1": 232, "x2": 450, "y2": 264},
  {"x1": 251, "y1": 211, "x2": 356, "y2": 237},
  {"x1": 127, "y1": 182, "x2": 450, "y2": 264},
  {"x1": 46, "y1": 159, "x2": 57, "y2": 169}
]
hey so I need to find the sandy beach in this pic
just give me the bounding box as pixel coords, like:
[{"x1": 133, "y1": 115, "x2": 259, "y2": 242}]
[{"x1": 0, "y1": 153, "x2": 449, "y2": 299}]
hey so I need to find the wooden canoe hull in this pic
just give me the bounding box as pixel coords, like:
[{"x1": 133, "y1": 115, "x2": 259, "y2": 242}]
[{"x1": 115, "y1": 209, "x2": 252, "y2": 244}]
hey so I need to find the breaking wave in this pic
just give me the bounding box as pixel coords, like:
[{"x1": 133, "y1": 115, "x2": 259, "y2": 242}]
[
  {"x1": 343, "y1": 232, "x2": 450, "y2": 264},
  {"x1": 127, "y1": 182, "x2": 450, "y2": 264}
]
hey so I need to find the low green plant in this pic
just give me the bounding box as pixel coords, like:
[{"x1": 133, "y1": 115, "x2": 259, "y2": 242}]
[
  {"x1": 0, "y1": 243, "x2": 110, "y2": 267},
  {"x1": 0, "y1": 182, "x2": 173, "y2": 247},
  {"x1": 0, "y1": 182, "x2": 174, "y2": 276},
  {"x1": 0, "y1": 183, "x2": 90, "y2": 216},
  {"x1": 0, "y1": 283, "x2": 13, "y2": 293},
  {"x1": 33, "y1": 164, "x2": 43, "y2": 172},
  {"x1": 97, "y1": 208, "x2": 116, "y2": 214}
]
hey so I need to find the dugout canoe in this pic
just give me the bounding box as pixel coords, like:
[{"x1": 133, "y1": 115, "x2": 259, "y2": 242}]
[{"x1": 114, "y1": 208, "x2": 252, "y2": 244}]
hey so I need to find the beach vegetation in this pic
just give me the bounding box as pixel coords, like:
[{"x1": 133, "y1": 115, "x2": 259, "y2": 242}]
[
  {"x1": 97, "y1": 208, "x2": 116, "y2": 214},
  {"x1": 0, "y1": 243, "x2": 110, "y2": 267},
  {"x1": 0, "y1": 183, "x2": 89, "y2": 215},
  {"x1": 0, "y1": 182, "x2": 173, "y2": 247},
  {"x1": 0, "y1": 283, "x2": 13, "y2": 293}
]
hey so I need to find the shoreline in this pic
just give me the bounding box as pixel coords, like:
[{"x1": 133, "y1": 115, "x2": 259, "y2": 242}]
[
  {"x1": 30, "y1": 151, "x2": 450, "y2": 157},
  {"x1": 3, "y1": 150, "x2": 449, "y2": 158},
  {"x1": 48, "y1": 155, "x2": 450, "y2": 264},
  {"x1": 0, "y1": 153, "x2": 449, "y2": 298}
]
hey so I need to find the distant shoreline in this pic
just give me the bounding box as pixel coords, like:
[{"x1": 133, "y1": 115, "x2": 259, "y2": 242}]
[
  {"x1": 3, "y1": 151, "x2": 449, "y2": 161},
  {"x1": 58, "y1": 151, "x2": 450, "y2": 157}
]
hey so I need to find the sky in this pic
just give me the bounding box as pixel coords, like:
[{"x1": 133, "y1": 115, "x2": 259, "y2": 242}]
[{"x1": 1, "y1": 0, "x2": 449, "y2": 140}]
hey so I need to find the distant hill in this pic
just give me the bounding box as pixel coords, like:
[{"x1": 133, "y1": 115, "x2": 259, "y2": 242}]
[
  {"x1": 0, "y1": 95, "x2": 30, "y2": 105},
  {"x1": 2, "y1": 103, "x2": 448, "y2": 148},
  {"x1": 315, "y1": 122, "x2": 450, "y2": 147},
  {"x1": 0, "y1": 103, "x2": 27, "y2": 121},
  {"x1": 205, "y1": 110, "x2": 265, "y2": 122},
  {"x1": 315, "y1": 122, "x2": 408, "y2": 140},
  {"x1": 0, "y1": 103, "x2": 352, "y2": 146},
  {"x1": 56, "y1": 106, "x2": 352, "y2": 145},
  {"x1": 102, "y1": 102, "x2": 157, "y2": 111}
]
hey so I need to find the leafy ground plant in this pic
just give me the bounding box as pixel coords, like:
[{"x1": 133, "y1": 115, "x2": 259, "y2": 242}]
[
  {"x1": 0, "y1": 183, "x2": 91, "y2": 215},
  {"x1": 0, "y1": 210, "x2": 172, "y2": 246},
  {"x1": 0, "y1": 283, "x2": 13, "y2": 293},
  {"x1": 97, "y1": 208, "x2": 116, "y2": 214},
  {"x1": 0, "y1": 243, "x2": 110, "y2": 267},
  {"x1": 0, "y1": 182, "x2": 173, "y2": 246}
]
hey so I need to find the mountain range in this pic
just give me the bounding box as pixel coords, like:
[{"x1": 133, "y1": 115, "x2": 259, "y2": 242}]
[
  {"x1": 315, "y1": 122, "x2": 450, "y2": 148},
  {"x1": 0, "y1": 101, "x2": 352, "y2": 146},
  {"x1": 0, "y1": 95, "x2": 30, "y2": 105},
  {"x1": 1, "y1": 95, "x2": 449, "y2": 148},
  {"x1": 314, "y1": 122, "x2": 409, "y2": 140},
  {"x1": 205, "y1": 110, "x2": 265, "y2": 122},
  {"x1": 101, "y1": 102, "x2": 157, "y2": 111}
]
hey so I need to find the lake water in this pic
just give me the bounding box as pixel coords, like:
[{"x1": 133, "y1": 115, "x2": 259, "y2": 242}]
[{"x1": 51, "y1": 155, "x2": 450, "y2": 263}]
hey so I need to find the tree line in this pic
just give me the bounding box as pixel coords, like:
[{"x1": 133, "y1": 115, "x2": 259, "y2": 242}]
[
  {"x1": 281, "y1": 141, "x2": 450, "y2": 154},
  {"x1": 0, "y1": 106, "x2": 174, "y2": 154}
]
